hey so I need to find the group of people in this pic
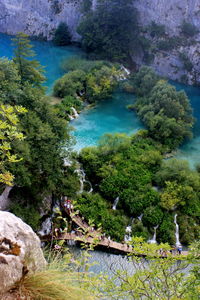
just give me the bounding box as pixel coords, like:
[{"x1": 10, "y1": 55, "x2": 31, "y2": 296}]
[{"x1": 63, "y1": 197, "x2": 74, "y2": 214}]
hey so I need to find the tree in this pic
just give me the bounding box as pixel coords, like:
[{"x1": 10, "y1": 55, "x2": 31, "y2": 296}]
[
  {"x1": 134, "y1": 80, "x2": 194, "y2": 149},
  {"x1": 53, "y1": 22, "x2": 72, "y2": 46},
  {"x1": 78, "y1": 0, "x2": 138, "y2": 62},
  {"x1": 12, "y1": 33, "x2": 45, "y2": 87},
  {"x1": 0, "y1": 104, "x2": 26, "y2": 186}
]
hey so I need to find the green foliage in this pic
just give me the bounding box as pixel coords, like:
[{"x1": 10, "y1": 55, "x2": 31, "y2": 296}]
[
  {"x1": 181, "y1": 20, "x2": 199, "y2": 37},
  {"x1": 53, "y1": 22, "x2": 72, "y2": 46},
  {"x1": 130, "y1": 66, "x2": 159, "y2": 96},
  {"x1": 0, "y1": 104, "x2": 26, "y2": 185},
  {"x1": 142, "y1": 206, "x2": 163, "y2": 227},
  {"x1": 149, "y1": 21, "x2": 166, "y2": 38},
  {"x1": 55, "y1": 96, "x2": 83, "y2": 120},
  {"x1": 53, "y1": 70, "x2": 86, "y2": 98},
  {"x1": 0, "y1": 58, "x2": 21, "y2": 103},
  {"x1": 54, "y1": 59, "x2": 121, "y2": 103},
  {"x1": 157, "y1": 36, "x2": 183, "y2": 51},
  {"x1": 134, "y1": 75, "x2": 194, "y2": 149},
  {"x1": 77, "y1": 0, "x2": 138, "y2": 62},
  {"x1": 179, "y1": 52, "x2": 193, "y2": 71},
  {"x1": 10, "y1": 202, "x2": 41, "y2": 230},
  {"x1": 0, "y1": 42, "x2": 78, "y2": 215},
  {"x1": 157, "y1": 214, "x2": 175, "y2": 244},
  {"x1": 12, "y1": 33, "x2": 45, "y2": 87},
  {"x1": 76, "y1": 192, "x2": 128, "y2": 241},
  {"x1": 79, "y1": 133, "x2": 163, "y2": 240}
]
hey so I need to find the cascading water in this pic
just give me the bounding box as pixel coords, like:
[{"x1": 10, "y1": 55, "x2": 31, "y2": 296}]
[
  {"x1": 148, "y1": 225, "x2": 159, "y2": 244},
  {"x1": 112, "y1": 196, "x2": 120, "y2": 210},
  {"x1": 138, "y1": 214, "x2": 143, "y2": 221},
  {"x1": 124, "y1": 225, "x2": 132, "y2": 242},
  {"x1": 75, "y1": 167, "x2": 93, "y2": 194},
  {"x1": 38, "y1": 217, "x2": 52, "y2": 236},
  {"x1": 174, "y1": 214, "x2": 181, "y2": 247},
  {"x1": 68, "y1": 107, "x2": 79, "y2": 120}
]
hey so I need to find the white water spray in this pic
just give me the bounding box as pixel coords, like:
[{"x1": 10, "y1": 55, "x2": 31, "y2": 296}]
[
  {"x1": 148, "y1": 225, "x2": 159, "y2": 244},
  {"x1": 112, "y1": 196, "x2": 120, "y2": 210},
  {"x1": 38, "y1": 217, "x2": 52, "y2": 236},
  {"x1": 75, "y1": 167, "x2": 93, "y2": 194},
  {"x1": 174, "y1": 214, "x2": 181, "y2": 247},
  {"x1": 138, "y1": 214, "x2": 143, "y2": 221},
  {"x1": 71, "y1": 107, "x2": 79, "y2": 118}
]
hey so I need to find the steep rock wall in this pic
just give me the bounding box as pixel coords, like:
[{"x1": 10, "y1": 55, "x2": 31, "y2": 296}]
[
  {"x1": 0, "y1": 0, "x2": 83, "y2": 40},
  {"x1": 134, "y1": 0, "x2": 200, "y2": 85}
]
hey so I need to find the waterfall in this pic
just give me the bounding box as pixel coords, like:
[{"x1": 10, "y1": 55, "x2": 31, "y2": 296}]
[
  {"x1": 75, "y1": 167, "x2": 93, "y2": 194},
  {"x1": 174, "y1": 214, "x2": 181, "y2": 247},
  {"x1": 112, "y1": 196, "x2": 120, "y2": 210},
  {"x1": 138, "y1": 214, "x2": 143, "y2": 221},
  {"x1": 148, "y1": 225, "x2": 158, "y2": 244},
  {"x1": 124, "y1": 225, "x2": 132, "y2": 242},
  {"x1": 38, "y1": 217, "x2": 52, "y2": 236},
  {"x1": 63, "y1": 157, "x2": 72, "y2": 167},
  {"x1": 71, "y1": 107, "x2": 79, "y2": 118}
]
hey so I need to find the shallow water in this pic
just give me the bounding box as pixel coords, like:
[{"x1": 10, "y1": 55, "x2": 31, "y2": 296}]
[{"x1": 71, "y1": 92, "x2": 143, "y2": 151}]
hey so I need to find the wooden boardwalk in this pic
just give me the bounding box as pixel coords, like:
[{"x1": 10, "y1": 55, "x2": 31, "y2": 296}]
[
  {"x1": 57, "y1": 232, "x2": 133, "y2": 253},
  {"x1": 46, "y1": 203, "x2": 189, "y2": 256}
]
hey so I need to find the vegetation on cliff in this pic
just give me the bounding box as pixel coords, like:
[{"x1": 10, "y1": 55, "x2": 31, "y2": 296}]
[{"x1": 78, "y1": 0, "x2": 138, "y2": 62}]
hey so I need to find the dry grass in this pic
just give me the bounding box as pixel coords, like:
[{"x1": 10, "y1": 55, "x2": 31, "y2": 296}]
[{"x1": 12, "y1": 268, "x2": 96, "y2": 300}]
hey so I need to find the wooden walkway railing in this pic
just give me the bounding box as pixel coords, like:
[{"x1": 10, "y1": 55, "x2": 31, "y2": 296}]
[{"x1": 46, "y1": 203, "x2": 189, "y2": 256}]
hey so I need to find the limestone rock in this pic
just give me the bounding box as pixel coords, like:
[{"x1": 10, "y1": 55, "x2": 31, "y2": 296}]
[{"x1": 0, "y1": 211, "x2": 46, "y2": 295}]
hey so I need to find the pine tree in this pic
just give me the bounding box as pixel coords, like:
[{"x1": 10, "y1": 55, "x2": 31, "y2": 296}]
[
  {"x1": 53, "y1": 22, "x2": 72, "y2": 46},
  {"x1": 12, "y1": 33, "x2": 45, "y2": 87}
]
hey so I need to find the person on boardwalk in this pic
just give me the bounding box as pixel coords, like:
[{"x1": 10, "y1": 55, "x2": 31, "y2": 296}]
[{"x1": 177, "y1": 245, "x2": 182, "y2": 255}]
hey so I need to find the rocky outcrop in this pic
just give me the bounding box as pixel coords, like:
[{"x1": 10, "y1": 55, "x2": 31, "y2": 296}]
[
  {"x1": 0, "y1": 211, "x2": 46, "y2": 295},
  {"x1": 0, "y1": 186, "x2": 12, "y2": 211},
  {"x1": 0, "y1": 0, "x2": 200, "y2": 84},
  {"x1": 133, "y1": 0, "x2": 200, "y2": 85},
  {"x1": 0, "y1": 0, "x2": 83, "y2": 40}
]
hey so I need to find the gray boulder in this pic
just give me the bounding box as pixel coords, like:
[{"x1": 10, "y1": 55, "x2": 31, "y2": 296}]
[{"x1": 0, "y1": 211, "x2": 46, "y2": 295}]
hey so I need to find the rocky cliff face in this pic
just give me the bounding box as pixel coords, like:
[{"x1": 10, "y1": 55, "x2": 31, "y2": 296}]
[
  {"x1": 134, "y1": 0, "x2": 200, "y2": 85},
  {"x1": 0, "y1": 0, "x2": 82, "y2": 40},
  {"x1": 0, "y1": 211, "x2": 46, "y2": 295},
  {"x1": 0, "y1": 0, "x2": 199, "y2": 84}
]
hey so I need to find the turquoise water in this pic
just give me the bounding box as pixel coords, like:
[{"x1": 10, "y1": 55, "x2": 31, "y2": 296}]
[
  {"x1": 0, "y1": 33, "x2": 83, "y2": 91},
  {"x1": 172, "y1": 82, "x2": 200, "y2": 168},
  {"x1": 1, "y1": 33, "x2": 200, "y2": 166},
  {"x1": 71, "y1": 92, "x2": 143, "y2": 151}
]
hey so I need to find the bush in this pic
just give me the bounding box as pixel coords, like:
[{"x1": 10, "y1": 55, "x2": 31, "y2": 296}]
[
  {"x1": 10, "y1": 203, "x2": 41, "y2": 230},
  {"x1": 181, "y1": 21, "x2": 199, "y2": 37},
  {"x1": 179, "y1": 52, "x2": 193, "y2": 72},
  {"x1": 143, "y1": 206, "x2": 163, "y2": 227},
  {"x1": 149, "y1": 21, "x2": 166, "y2": 38},
  {"x1": 53, "y1": 22, "x2": 72, "y2": 46}
]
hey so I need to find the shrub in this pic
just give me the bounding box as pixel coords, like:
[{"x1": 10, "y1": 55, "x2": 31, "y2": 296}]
[
  {"x1": 10, "y1": 203, "x2": 41, "y2": 230},
  {"x1": 53, "y1": 22, "x2": 72, "y2": 46},
  {"x1": 149, "y1": 21, "x2": 166, "y2": 38},
  {"x1": 181, "y1": 21, "x2": 199, "y2": 37},
  {"x1": 179, "y1": 52, "x2": 193, "y2": 72}
]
